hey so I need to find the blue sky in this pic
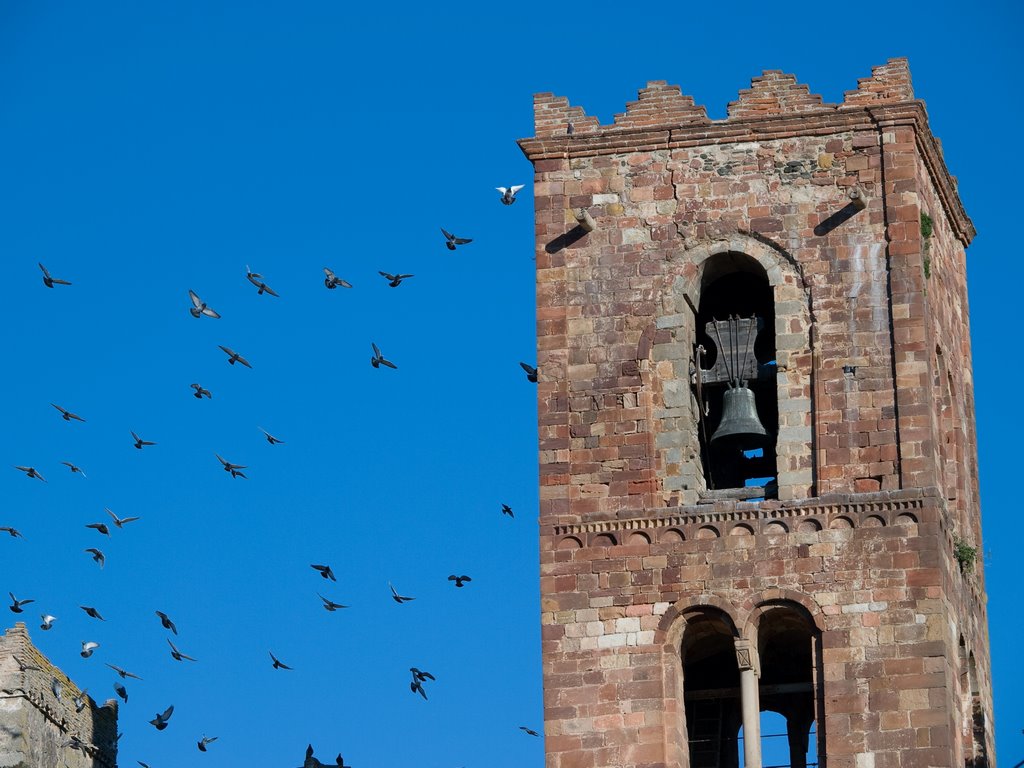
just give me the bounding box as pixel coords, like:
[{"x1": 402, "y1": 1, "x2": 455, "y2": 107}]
[{"x1": 0, "y1": 1, "x2": 1020, "y2": 766}]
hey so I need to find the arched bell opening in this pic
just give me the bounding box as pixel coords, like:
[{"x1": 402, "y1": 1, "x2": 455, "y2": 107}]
[
  {"x1": 694, "y1": 254, "x2": 778, "y2": 496},
  {"x1": 755, "y1": 605, "x2": 822, "y2": 768},
  {"x1": 681, "y1": 609, "x2": 742, "y2": 768}
]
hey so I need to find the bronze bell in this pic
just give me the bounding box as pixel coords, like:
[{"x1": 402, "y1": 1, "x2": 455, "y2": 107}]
[{"x1": 711, "y1": 384, "x2": 768, "y2": 444}]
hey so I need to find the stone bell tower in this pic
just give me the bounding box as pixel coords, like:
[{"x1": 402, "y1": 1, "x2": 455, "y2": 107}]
[{"x1": 519, "y1": 59, "x2": 994, "y2": 768}]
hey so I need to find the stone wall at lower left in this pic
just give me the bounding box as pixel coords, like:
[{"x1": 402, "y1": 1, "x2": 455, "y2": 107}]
[{"x1": 0, "y1": 623, "x2": 117, "y2": 768}]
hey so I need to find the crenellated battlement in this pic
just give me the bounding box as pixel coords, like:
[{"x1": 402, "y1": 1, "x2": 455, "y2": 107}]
[{"x1": 531, "y1": 58, "x2": 915, "y2": 137}]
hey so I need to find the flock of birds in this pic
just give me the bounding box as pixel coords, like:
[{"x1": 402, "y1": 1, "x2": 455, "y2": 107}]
[{"x1": 5, "y1": 183, "x2": 540, "y2": 767}]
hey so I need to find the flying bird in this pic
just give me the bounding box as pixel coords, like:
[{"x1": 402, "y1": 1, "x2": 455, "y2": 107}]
[
  {"x1": 370, "y1": 343, "x2": 397, "y2": 369},
  {"x1": 1, "y1": 526, "x2": 24, "y2": 538},
  {"x1": 107, "y1": 508, "x2": 140, "y2": 528},
  {"x1": 323, "y1": 267, "x2": 352, "y2": 290},
  {"x1": 51, "y1": 403, "x2": 86, "y2": 422},
  {"x1": 448, "y1": 575, "x2": 472, "y2": 588},
  {"x1": 81, "y1": 641, "x2": 99, "y2": 658},
  {"x1": 150, "y1": 705, "x2": 174, "y2": 730},
  {"x1": 61, "y1": 461, "x2": 87, "y2": 477},
  {"x1": 14, "y1": 466, "x2": 46, "y2": 482},
  {"x1": 188, "y1": 289, "x2": 221, "y2": 318},
  {"x1": 389, "y1": 582, "x2": 415, "y2": 604},
  {"x1": 106, "y1": 663, "x2": 143, "y2": 680},
  {"x1": 73, "y1": 689, "x2": 88, "y2": 713},
  {"x1": 191, "y1": 383, "x2": 212, "y2": 399},
  {"x1": 113, "y1": 681, "x2": 128, "y2": 703},
  {"x1": 270, "y1": 651, "x2": 293, "y2": 670},
  {"x1": 80, "y1": 605, "x2": 105, "y2": 621},
  {"x1": 409, "y1": 667, "x2": 435, "y2": 700},
  {"x1": 519, "y1": 362, "x2": 538, "y2": 383},
  {"x1": 13, "y1": 656, "x2": 40, "y2": 672},
  {"x1": 39, "y1": 263, "x2": 71, "y2": 288},
  {"x1": 131, "y1": 431, "x2": 156, "y2": 449},
  {"x1": 245, "y1": 266, "x2": 279, "y2": 297},
  {"x1": 9, "y1": 593, "x2": 34, "y2": 613},
  {"x1": 215, "y1": 454, "x2": 248, "y2": 479},
  {"x1": 259, "y1": 427, "x2": 284, "y2": 445},
  {"x1": 86, "y1": 522, "x2": 110, "y2": 536},
  {"x1": 40, "y1": 614, "x2": 56, "y2": 630},
  {"x1": 156, "y1": 610, "x2": 178, "y2": 634},
  {"x1": 218, "y1": 345, "x2": 252, "y2": 368},
  {"x1": 85, "y1": 548, "x2": 105, "y2": 567},
  {"x1": 198, "y1": 735, "x2": 218, "y2": 752},
  {"x1": 311, "y1": 564, "x2": 336, "y2": 581},
  {"x1": 378, "y1": 271, "x2": 414, "y2": 287},
  {"x1": 441, "y1": 227, "x2": 472, "y2": 250},
  {"x1": 502, "y1": 504, "x2": 514, "y2": 518},
  {"x1": 520, "y1": 726, "x2": 540, "y2": 737},
  {"x1": 318, "y1": 593, "x2": 349, "y2": 611},
  {"x1": 168, "y1": 639, "x2": 196, "y2": 662},
  {"x1": 497, "y1": 185, "x2": 525, "y2": 205}
]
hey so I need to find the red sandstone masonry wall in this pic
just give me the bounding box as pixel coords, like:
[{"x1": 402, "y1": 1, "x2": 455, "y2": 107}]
[
  {"x1": 523, "y1": 59, "x2": 988, "y2": 768},
  {"x1": 538, "y1": 498, "x2": 955, "y2": 768}
]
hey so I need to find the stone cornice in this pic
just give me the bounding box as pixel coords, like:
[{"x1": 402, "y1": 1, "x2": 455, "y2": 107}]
[{"x1": 518, "y1": 101, "x2": 974, "y2": 246}]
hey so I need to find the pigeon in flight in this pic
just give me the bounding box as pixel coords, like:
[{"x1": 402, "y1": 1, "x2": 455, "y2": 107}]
[
  {"x1": 502, "y1": 504, "x2": 514, "y2": 518},
  {"x1": 218, "y1": 345, "x2": 253, "y2": 368},
  {"x1": 519, "y1": 362, "x2": 538, "y2": 383},
  {"x1": 131, "y1": 431, "x2": 156, "y2": 450},
  {"x1": 51, "y1": 678, "x2": 62, "y2": 699},
  {"x1": 519, "y1": 726, "x2": 540, "y2": 737},
  {"x1": 107, "y1": 508, "x2": 141, "y2": 529},
  {"x1": 198, "y1": 735, "x2": 218, "y2": 752},
  {"x1": 86, "y1": 522, "x2": 111, "y2": 536},
  {"x1": 150, "y1": 705, "x2": 174, "y2": 730},
  {"x1": 441, "y1": 227, "x2": 472, "y2": 250},
  {"x1": 1, "y1": 526, "x2": 24, "y2": 538},
  {"x1": 270, "y1": 651, "x2": 293, "y2": 670},
  {"x1": 80, "y1": 605, "x2": 105, "y2": 621},
  {"x1": 156, "y1": 610, "x2": 178, "y2": 634},
  {"x1": 409, "y1": 667, "x2": 435, "y2": 700},
  {"x1": 73, "y1": 689, "x2": 88, "y2": 713},
  {"x1": 85, "y1": 548, "x2": 105, "y2": 567},
  {"x1": 39, "y1": 263, "x2": 72, "y2": 288},
  {"x1": 51, "y1": 403, "x2": 85, "y2": 422},
  {"x1": 497, "y1": 185, "x2": 525, "y2": 205},
  {"x1": 113, "y1": 682, "x2": 128, "y2": 703},
  {"x1": 13, "y1": 656, "x2": 40, "y2": 672},
  {"x1": 378, "y1": 271, "x2": 414, "y2": 287},
  {"x1": 14, "y1": 466, "x2": 46, "y2": 482},
  {"x1": 260, "y1": 427, "x2": 284, "y2": 445},
  {"x1": 106, "y1": 663, "x2": 143, "y2": 680},
  {"x1": 168, "y1": 639, "x2": 197, "y2": 662},
  {"x1": 81, "y1": 641, "x2": 100, "y2": 658},
  {"x1": 370, "y1": 343, "x2": 397, "y2": 369},
  {"x1": 191, "y1": 383, "x2": 212, "y2": 399},
  {"x1": 188, "y1": 290, "x2": 221, "y2": 319},
  {"x1": 389, "y1": 582, "x2": 415, "y2": 603},
  {"x1": 323, "y1": 267, "x2": 352, "y2": 290},
  {"x1": 246, "y1": 266, "x2": 279, "y2": 297},
  {"x1": 318, "y1": 593, "x2": 349, "y2": 611},
  {"x1": 40, "y1": 614, "x2": 56, "y2": 630},
  {"x1": 311, "y1": 564, "x2": 336, "y2": 581},
  {"x1": 215, "y1": 454, "x2": 247, "y2": 479},
  {"x1": 448, "y1": 575, "x2": 472, "y2": 588},
  {"x1": 61, "y1": 461, "x2": 87, "y2": 477},
  {"x1": 138, "y1": 763, "x2": 152, "y2": 768},
  {"x1": 9, "y1": 593, "x2": 34, "y2": 613}
]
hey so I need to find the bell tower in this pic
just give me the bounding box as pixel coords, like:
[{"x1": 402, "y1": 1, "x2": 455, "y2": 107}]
[{"x1": 520, "y1": 59, "x2": 994, "y2": 768}]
